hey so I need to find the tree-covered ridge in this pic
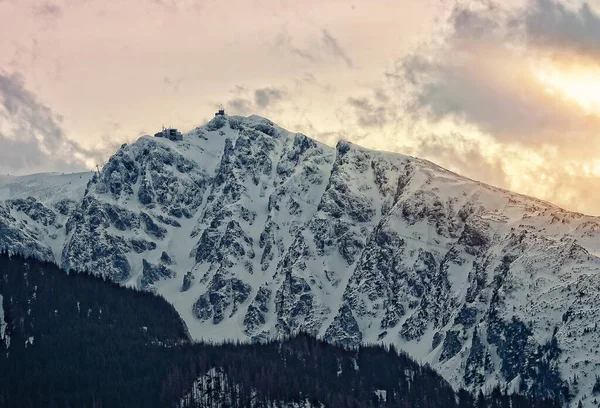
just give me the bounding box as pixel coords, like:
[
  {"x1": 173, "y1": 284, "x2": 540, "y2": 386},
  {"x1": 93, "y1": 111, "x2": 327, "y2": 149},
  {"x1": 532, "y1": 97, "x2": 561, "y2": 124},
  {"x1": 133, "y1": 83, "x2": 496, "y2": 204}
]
[
  {"x1": 0, "y1": 252, "x2": 189, "y2": 407},
  {"x1": 178, "y1": 335, "x2": 561, "y2": 408},
  {"x1": 0, "y1": 253, "x2": 561, "y2": 408}
]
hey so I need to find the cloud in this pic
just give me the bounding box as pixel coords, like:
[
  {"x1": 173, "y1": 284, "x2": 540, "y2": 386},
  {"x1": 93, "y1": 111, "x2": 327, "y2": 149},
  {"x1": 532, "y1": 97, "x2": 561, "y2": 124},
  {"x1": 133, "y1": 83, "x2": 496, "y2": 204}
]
[
  {"x1": 274, "y1": 30, "x2": 317, "y2": 62},
  {"x1": 274, "y1": 27, "x2": 354, "y2": 68},
  {"x1": 32, "y1": 2, "x2": 62, "y2": 20},
  {"x1": 321, "y1": 29, "x2": 353, "y2": 68},
  {"x1": 292, "y1": 48, "x2": 318, "y2": 62},
  {"x1": 389, "y1": 1, "x2": 600, "y2": 157},
  {"x1": 301, "y1": 72, "x2": 316, "y2": 83},
  {"x1": 151, "y1": 0, "x2": 176, "y2": 9},
  {"x1": 374, "y1": 88, "x2": 389, "y2": 103},
  {"x1": 228, "y1": 98, "x2": 253, "y2": 115},
  {"x1": 163, "y1": 76, "x2": 183, "y2": 91},
  {"x1": 226, "y1": 85, "x2": 288, "y2": 115},
  {"x1": 366, "y1": 0, "x2": 600, "y2": 214},
  {"x1": 409, "y1": 131, "x2": 600, "y2": 215},
  {"x1": 0, "y1": 72, "x2": 107, "y2": 174},
  {"x1": 524, "y1": 0, "x2": 600, "y2": 61},
  {"x1": 149, "y1": 0, "x2": 204, "y2": 13},
  {"x1": 347, "y1": 96, "x2": 389, "y2": 128},
  {"x1": 411, "y1": 133, "x2": 509, "y2": 189},
  {"x1": 254, "y1": 87, "x2": 287, "y2": 108},
  {"x1": 8, "y1": 38, "x2": 40, "y2": 71}
]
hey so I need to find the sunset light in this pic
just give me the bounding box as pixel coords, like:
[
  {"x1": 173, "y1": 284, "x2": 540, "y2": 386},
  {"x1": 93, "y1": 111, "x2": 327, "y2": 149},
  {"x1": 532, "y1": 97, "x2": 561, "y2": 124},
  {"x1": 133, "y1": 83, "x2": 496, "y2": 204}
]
[{"x1": 533, "y1": 62, "x2": 600, "y2": 114}]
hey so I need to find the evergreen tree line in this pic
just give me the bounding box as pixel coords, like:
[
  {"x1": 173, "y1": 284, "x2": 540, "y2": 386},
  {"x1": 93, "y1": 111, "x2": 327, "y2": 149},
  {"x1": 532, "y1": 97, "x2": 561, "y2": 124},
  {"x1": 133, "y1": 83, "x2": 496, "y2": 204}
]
[{"x1": 0, "y1": 252, "x2": 562, "y2": 408}]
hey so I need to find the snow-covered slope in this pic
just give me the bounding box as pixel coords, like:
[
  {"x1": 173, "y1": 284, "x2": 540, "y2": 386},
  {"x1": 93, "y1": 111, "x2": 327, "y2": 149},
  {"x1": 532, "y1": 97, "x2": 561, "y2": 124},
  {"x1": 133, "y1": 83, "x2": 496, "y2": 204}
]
[
  {"x1": 2, "y1": 114, "x2": 599, "y2": 404},
  {"x1": 0, "y1": 172, "x2": 92, "y2": 202},
  {"x1": 0, "y1": 172, "x2": 92, "y2": 262}
]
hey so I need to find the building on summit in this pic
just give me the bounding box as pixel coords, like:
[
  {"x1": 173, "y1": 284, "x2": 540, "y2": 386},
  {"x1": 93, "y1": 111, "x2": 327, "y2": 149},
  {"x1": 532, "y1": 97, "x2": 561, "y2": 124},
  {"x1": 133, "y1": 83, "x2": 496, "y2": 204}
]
[{"x1": 154, "y1": 126, "x2": 183, "y2": 141}]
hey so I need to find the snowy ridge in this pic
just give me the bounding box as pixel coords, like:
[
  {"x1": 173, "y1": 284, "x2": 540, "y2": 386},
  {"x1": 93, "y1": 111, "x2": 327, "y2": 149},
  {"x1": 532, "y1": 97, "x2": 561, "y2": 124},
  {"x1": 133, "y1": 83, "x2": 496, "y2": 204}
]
[
  {"x1": 0, "y1": 172, "x2": 92, "y2": 262},
  {"x1": 0, "y1": 172, "x2": 92, "y2": 203},
  {"x1": 0, "y1": 115, "x2": 598, "y2": 405}
]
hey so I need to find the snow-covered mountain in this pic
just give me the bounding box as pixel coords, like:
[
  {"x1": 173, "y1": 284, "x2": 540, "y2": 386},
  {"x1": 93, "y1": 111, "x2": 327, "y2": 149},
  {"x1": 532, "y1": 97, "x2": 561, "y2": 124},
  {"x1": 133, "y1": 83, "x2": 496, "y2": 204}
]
[{"x1": 1, "y1": 114, "x2": 599, "y2": 404}]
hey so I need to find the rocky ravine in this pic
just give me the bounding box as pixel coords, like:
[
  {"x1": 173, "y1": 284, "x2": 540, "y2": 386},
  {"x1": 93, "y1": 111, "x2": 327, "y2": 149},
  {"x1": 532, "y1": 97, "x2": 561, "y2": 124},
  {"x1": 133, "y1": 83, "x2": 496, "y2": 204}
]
[{"x1": 1, "y1": 115, "x2": 599, "y2": 405}]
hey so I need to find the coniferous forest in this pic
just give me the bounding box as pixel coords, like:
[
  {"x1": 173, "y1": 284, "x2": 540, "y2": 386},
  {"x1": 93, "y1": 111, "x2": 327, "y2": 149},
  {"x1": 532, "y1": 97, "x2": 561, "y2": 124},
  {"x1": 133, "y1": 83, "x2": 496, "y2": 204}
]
[{"x1": 0, "y1": 252, "x2": 563, "y2": 408}]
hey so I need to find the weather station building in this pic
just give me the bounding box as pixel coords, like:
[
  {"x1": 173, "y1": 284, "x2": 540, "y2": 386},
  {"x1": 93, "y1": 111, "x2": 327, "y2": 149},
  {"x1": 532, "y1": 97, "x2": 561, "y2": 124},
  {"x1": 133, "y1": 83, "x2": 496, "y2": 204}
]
[{"x1": 154, "y1": 126, "x2": 183, "y2": 141}]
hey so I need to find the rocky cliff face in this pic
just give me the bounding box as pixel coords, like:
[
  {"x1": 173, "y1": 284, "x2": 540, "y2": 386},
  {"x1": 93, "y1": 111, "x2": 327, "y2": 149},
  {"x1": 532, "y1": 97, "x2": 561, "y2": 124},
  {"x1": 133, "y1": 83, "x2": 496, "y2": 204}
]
[{"x1": 1, "y1": 115, "x2": 599, "y2": 404}]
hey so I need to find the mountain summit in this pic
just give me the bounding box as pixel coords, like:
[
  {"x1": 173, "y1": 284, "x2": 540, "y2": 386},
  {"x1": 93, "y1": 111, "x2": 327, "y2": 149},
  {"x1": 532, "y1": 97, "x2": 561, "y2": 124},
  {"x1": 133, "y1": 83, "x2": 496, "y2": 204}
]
[{"x1": 0, "y1": 114, "x2": 598, "y2": 402}]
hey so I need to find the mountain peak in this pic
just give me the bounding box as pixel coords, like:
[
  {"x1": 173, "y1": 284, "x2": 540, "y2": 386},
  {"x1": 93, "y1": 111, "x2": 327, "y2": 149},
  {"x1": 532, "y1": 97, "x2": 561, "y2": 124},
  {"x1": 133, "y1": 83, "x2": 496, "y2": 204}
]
[{"x1": 0, "y1": 114, "x2": 598, "y2": 404}]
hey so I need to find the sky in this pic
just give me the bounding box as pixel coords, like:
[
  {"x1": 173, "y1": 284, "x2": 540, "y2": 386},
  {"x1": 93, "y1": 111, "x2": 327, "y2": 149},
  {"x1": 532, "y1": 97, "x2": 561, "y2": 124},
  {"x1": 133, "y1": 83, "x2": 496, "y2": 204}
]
[{"x1": 3, "y1": 0, "x2": 600, "y2": 214}]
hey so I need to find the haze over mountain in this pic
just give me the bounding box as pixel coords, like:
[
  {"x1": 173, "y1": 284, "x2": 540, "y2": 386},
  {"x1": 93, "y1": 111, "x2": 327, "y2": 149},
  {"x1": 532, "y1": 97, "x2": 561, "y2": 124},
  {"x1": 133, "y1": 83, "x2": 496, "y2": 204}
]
[{"x1": 1, "y1": 115, "x2": 599, "y2": 406}]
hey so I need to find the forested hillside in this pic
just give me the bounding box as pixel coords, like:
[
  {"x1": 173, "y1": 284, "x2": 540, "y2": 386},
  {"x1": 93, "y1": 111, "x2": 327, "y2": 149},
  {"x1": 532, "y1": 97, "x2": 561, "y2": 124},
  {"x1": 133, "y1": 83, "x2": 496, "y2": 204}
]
[
  {"x1": 0, "y1": 252, "x2": 189, "y2": 407},
  {"x1": 0, "y1": 253, "x2": 563, "y2": 408}
]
